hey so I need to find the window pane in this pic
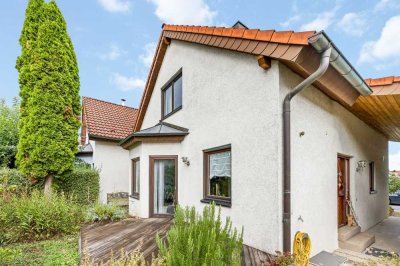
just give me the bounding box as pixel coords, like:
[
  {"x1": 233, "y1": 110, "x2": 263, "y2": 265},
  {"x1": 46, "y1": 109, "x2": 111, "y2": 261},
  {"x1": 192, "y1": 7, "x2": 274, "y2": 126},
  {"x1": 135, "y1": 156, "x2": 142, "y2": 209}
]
[
  {"x1": 154, "y1": 159, "x2": 176, "y2": 215},
  {"x1": 174, "y1": 76, "x2": 182, "y2": 109},
  {"x1": 134, "y1": 160, "x2": 140, "y2": 193},
  {"x1": 164, "y1": 86, "x2": 173, "y2": 115},
  {"x1": 209, "y1": 151, "x2": 231, "y2": 198}
]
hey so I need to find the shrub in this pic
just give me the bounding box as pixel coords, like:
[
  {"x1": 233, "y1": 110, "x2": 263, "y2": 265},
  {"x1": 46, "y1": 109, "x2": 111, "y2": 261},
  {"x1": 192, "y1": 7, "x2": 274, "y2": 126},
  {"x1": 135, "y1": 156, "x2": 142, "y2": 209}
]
[
  {"x1": 0, "y1": 191, "x2": 84, "y2": 243},
  {"x1": 156, "y1": 203, "x2": 243, "y2": 266},
  {"x1": 0, "y1": 167, "x2": 31, "y2": 198},
  {"x1": 85, "y1": 203, "x2": 127, "y2": 223},
  {"x1": 59, "y1": 164, "x2": 100, "y2": 205}
]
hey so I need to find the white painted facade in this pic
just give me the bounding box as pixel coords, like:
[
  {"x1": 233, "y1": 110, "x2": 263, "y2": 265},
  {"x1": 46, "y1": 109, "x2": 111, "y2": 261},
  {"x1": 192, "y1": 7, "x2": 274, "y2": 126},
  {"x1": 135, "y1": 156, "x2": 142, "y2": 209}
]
[
  {"x1": 128, "y1": 40, "x2": 389, "y2": 255},
  {"x1": 92, "y1": 140, "x2": 130, "y2": 203}
]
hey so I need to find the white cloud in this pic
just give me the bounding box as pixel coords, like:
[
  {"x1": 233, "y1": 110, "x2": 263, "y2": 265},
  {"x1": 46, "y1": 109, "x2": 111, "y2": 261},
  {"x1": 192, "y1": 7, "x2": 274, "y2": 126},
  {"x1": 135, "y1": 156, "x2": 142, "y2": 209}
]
[
  {"x1": 280, "y1": 14, "x2": 301, "y2": 28},
  {"x1": 337, "y1": 12, "x2": 367, "y2": 36},
  {"x1": 111, "y1": 73, "x2": 145, "y2": 91},
  {"x1": 359, "y1": 16, "x2": 400, "y2": 63},
  {"x1": 300, "y1": 10, "x2": 336, "y2": 31},
  {"x1": 147, "y1": 0, "x2": 217, "y2": 25},
  {"x1": 97, "y1": 0, "x2": 131, "y2": 13},
  {"x1": 139, "y1": 42, "x2": 157, "y2": 67},
  {"x1": 374, "y1": 0, "x2": 400, "y2": 12},
  {"x1": 100, "y1": 44, "x2": 125, "y2": 60}
]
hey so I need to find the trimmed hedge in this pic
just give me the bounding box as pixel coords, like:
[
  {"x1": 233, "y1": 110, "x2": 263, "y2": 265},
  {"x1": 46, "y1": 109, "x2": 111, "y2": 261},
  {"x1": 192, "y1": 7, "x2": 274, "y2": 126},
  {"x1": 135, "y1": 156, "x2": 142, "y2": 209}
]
[{"x1": 59, "y1": 165, "x2": 99, "y2": 205}]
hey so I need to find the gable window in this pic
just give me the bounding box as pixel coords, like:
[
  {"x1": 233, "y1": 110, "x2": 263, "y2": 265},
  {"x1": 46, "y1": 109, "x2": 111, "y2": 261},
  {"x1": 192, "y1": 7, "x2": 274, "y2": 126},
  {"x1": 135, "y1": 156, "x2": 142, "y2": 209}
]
[
  {"x1": 162, "y1": 70, "x2": 182, "y2": 118},
  {"x1": 131, "y1": 158, "x2": 140, "y2": 199},
  {"x1": 369, "y1": 161, "x2": 376, "y2": 193},
  {"x1": 201, "y1": 145, "x2": 231, "y2": 207}
]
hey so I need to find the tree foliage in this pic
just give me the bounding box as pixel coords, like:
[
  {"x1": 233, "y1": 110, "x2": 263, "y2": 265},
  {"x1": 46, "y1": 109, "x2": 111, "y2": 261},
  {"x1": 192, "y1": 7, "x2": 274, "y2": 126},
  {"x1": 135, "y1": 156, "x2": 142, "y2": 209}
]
[
  {"x1": 16, "y1": 0, "x2": 81, "y2": 186},
  {"x1": 389, "y1": 174, "x2": 400, "y2": 194},
  {"x1": 0, "y1": 99, "x2": 19, "y2": 167}
]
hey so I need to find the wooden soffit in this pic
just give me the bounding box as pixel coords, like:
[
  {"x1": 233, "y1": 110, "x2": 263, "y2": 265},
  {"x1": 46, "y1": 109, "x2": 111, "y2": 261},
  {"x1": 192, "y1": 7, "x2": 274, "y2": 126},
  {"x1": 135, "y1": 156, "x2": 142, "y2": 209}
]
[{"x1": 350, "y1": 83, "x2": 400, "y2": 141}]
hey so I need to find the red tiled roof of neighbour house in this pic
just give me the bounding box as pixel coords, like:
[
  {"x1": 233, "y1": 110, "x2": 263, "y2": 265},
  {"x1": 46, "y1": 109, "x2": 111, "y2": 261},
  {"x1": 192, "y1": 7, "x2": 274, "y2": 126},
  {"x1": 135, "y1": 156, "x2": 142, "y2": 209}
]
[
  {"x1": 134, "y1": 24, "x2": 367, "y2": 133},
  {"x1": 350, "y1": 76, "x2": 400, "y2": 141},
  {"x1": 132, "y1": 24, "x2": 400, "y2": 141},
  {"x1": 82, "y1": 97, "x2": 138, "y2": 141}
]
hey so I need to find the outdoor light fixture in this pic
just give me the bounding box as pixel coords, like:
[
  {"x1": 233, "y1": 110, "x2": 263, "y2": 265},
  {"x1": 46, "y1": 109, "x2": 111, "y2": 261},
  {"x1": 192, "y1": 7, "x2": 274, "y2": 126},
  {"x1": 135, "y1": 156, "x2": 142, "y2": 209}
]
[
  {"x1": 356, "y1": 160, "x2": 368, "y2": 172},
  {"x1": 182, "y1": 157, "x2": 190, "y2": 166}
]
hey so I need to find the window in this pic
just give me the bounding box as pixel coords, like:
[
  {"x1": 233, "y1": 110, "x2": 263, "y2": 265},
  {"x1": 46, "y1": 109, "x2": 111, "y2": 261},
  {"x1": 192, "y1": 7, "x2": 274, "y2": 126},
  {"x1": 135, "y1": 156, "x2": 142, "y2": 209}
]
[
  {"x1": 131, "y1": 158, "x2": 140, "y2": 199},
  {"x1": 202, "y1": 145, "x2": 231, "y2": 207},
  {"x1": 369, "y1": 161, "x2": 376, "y2": 193},
  {"x1": 162, "y1": 71, "x2": 182, "y2": 118}
]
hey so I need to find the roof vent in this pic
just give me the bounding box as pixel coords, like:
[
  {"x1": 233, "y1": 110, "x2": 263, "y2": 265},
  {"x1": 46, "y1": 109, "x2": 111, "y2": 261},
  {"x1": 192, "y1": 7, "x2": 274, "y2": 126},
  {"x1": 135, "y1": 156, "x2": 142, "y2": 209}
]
[
  {"x1": 121, "y1": 99, "x2": 126, "y2": 106},
  {"x1": 232, "y1": 20, "x2": 248, "y2": 29}
]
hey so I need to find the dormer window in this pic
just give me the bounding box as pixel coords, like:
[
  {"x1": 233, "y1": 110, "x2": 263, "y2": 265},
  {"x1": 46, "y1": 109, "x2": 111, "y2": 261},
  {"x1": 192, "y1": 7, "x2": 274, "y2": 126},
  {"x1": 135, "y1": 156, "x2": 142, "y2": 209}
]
[{"x1": 162, "y1": 70, "x2": 182, "y2": 119}]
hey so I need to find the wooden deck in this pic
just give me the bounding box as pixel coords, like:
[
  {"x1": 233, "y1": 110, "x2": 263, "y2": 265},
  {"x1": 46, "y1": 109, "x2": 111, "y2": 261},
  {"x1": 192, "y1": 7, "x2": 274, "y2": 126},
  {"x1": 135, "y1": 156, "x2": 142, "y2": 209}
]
[
  {"x1": 80, "y1": 217, "x2": 172, "y2": 264},
  {"x1": 80, "y1": 217, "x2": 274, "y2": 265}
]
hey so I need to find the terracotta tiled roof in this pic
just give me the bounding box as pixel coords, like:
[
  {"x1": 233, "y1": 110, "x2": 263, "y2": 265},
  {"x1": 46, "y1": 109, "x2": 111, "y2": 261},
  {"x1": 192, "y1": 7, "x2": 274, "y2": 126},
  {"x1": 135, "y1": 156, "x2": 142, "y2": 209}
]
[
  {"x1": 83, "y1": 97, "x2": 138, "y2": 140},
  {"x1": 365, "y1": 76, "x2": 400, "y2": 87},
  {"x1": 163, "y1": 25, "x2": 315, "y2": 45}
]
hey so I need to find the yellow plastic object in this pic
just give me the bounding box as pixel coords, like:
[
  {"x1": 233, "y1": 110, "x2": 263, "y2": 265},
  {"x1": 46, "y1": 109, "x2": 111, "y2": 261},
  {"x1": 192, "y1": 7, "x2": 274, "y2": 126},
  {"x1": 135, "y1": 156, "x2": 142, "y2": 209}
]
[{"x1": 293, "y1": 231, "x2": 312, "y2": 266}]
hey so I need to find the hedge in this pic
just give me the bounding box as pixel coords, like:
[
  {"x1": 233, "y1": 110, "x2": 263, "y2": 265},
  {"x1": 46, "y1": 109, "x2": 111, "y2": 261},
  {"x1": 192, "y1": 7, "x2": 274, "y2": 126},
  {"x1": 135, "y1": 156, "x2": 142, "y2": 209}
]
[{"x1": 58, "y1": 165, "x2": 99, "y2": 205}]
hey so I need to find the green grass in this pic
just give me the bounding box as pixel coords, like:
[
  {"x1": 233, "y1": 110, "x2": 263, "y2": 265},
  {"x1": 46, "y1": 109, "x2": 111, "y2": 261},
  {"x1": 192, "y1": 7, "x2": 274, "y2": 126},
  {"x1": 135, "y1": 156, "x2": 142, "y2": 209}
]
[{"x1": 0, "y1": 235, "x2": 79, "y2": 266}]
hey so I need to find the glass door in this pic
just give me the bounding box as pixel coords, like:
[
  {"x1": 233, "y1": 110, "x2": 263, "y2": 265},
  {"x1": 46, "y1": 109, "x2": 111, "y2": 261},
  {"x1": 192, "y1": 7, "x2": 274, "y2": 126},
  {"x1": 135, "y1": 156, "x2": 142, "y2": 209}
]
[{"x1": 150, "y1": 156, "x2": 177, "y2": 216}]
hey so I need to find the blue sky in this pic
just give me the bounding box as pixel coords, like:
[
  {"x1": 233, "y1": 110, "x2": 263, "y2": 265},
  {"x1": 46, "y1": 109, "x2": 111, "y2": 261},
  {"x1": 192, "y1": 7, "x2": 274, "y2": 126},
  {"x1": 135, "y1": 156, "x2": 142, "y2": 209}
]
[{"x1": 1, "y1": 0, "x2": 400, "y2": 167}]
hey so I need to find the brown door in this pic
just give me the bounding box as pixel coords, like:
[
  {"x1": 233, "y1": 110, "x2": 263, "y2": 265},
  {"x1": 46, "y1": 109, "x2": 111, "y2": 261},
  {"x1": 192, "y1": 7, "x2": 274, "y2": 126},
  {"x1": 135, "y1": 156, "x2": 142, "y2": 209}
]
[{"x1": 337, "y1": 156, "x2": 349, "y2": 227}]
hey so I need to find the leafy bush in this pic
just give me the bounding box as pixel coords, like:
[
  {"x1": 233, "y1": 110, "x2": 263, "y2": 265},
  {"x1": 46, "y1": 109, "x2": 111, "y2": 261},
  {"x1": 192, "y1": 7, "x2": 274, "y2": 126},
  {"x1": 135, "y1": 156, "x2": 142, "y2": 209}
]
[
  {"x1": 0, "y1": 98, "x2": 19, "y2": 168},
  {"x1": 389, "y1": 174, "x2": 400, "y2": 194},
  {"x1": 0, "y1": 167, "x2": 31, "y2": 198},
  {"x1": 156, "y1": 203, "x2": 243, "y2": 266},
  {"x1": 0, "y1": 191, "x2": 84, "y2": 243},
  {"x1": 59, "y1": 164, "x2": 99, "y2": 205},
  {"x1": 85, "y1": 203, "x2": 127, "y2": 223}
]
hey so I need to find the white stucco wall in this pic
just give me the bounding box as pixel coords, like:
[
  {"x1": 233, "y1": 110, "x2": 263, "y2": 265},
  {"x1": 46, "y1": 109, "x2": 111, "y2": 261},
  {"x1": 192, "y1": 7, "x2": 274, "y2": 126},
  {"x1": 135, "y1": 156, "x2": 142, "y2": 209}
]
[
  {"x1": 279, "y1": 64, "x2": 388, "y2": 255},
  {"x1": 93, "y1": 140, "x2": 130, "y2": 203},
  {"x1": 132, "y1": 40, "x2": 282, "y2": 253},
  {"x1": 129, "y1": 39, "x2": 388, "y2": 255}
]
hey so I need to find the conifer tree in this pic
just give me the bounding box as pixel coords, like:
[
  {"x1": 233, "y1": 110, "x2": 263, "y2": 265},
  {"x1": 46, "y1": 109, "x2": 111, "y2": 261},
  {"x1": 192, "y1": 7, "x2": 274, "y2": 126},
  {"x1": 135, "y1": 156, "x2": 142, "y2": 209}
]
[{"x1": 16, "y1": 0, "x2": 81, "y2": 194}]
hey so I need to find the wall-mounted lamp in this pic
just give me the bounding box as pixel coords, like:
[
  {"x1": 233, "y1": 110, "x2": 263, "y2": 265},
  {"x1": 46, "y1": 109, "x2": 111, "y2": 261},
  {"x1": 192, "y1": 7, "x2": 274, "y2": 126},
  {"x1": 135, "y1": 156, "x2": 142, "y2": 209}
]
[
  {"x1": 182, "y1": 157, "x2": 190, "y2": 166},
  {"x1": 356, "y1": 160, "x2": 368, "y2": 172}
]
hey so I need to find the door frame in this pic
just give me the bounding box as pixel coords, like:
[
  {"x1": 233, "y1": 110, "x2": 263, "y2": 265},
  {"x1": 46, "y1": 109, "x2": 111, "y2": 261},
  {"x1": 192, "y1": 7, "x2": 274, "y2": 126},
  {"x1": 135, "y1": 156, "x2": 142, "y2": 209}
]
[
  {"x1": 149, "y1": 155, "x2": 178, "y2": 218},
  {"x1": 337, "y1": 154, "x2": 351, "y2": 227}
]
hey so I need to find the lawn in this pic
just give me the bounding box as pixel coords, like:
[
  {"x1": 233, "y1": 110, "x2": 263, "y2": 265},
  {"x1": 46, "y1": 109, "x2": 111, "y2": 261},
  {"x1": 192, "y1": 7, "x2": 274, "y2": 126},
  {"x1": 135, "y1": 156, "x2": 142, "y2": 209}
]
[{"x1": 1, "y1": 235, "x2": 79, "y2": 266}]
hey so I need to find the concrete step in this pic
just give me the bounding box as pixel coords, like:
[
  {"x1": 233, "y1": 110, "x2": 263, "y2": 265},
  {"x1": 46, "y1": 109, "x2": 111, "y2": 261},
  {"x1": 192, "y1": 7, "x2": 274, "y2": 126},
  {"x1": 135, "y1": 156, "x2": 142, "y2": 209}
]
[
  {"x1": 339, "y1": 232, "x2": 375, "y2": 253},
  {"x1": 338, "y1": 225, "x2": 361, "y2": 241}
]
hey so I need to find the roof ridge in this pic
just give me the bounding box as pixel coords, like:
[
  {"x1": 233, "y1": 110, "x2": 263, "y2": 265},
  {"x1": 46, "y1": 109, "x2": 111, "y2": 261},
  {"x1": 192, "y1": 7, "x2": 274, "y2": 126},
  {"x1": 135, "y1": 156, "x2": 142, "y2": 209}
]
[{"x1": 82, "y1": 96, "x2": 139, "y2": 110}]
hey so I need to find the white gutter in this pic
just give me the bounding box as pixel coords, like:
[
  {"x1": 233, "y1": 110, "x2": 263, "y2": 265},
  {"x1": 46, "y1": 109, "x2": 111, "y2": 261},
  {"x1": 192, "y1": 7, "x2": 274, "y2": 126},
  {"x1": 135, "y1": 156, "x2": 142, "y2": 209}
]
[{"x1": 308, "y1": 31, "x2": 372, "y2": 96}]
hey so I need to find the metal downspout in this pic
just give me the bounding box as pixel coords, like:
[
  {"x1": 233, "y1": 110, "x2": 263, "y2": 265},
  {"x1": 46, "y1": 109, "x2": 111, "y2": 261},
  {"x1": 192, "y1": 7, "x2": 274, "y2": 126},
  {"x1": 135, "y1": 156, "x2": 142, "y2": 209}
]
[{"x1": 282, "y1": 46, "x2": 332, "y2": 252}]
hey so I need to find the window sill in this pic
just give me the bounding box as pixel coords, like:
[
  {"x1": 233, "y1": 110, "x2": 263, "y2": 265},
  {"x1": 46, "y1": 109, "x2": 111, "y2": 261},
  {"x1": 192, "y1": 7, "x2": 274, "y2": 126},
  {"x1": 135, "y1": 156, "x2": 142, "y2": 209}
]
[
  {"x1": 369, "y1": 190, "x2": 378, "y2": 194},
  {"x1": 130, "y1": 194, "x2": 140, "y2": 200},
  {"x1": 200, "y1": 198, "x2": 231, "y2": 208}
]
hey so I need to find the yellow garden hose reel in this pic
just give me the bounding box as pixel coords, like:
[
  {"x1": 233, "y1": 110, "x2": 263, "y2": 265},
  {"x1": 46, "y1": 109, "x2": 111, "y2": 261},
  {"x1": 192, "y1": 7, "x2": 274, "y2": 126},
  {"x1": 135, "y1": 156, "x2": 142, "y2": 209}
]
[{"x1": 293, "y1": 231, "x2": 312, "y2": 266}]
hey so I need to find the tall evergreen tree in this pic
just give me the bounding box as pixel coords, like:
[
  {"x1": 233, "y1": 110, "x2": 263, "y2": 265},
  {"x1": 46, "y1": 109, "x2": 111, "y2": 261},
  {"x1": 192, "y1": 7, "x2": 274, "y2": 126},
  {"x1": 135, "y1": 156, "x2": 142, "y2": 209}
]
[{"x1": 16, "y1": 0, "x2": 81, "y2": 194}]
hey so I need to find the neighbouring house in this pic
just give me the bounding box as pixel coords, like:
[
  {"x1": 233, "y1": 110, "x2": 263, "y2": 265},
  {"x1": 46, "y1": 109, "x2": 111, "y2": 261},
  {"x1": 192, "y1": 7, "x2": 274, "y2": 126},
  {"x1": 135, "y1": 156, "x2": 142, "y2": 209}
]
[
  {"x1": 79, "y1": 97, "x2": 138, "y2": 203},
  {"x1": 390, "y1": 170, "x2": 400, "y2": 178},
  {"x1": 119, "y1": 23, "x2": 399, "y2": 256}
]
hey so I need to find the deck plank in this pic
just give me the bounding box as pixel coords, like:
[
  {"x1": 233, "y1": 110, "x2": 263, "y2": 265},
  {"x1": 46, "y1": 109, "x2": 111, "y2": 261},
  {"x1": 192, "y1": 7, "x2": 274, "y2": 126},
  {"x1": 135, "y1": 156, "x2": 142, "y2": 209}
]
[{"x1": 81, "y1": 218, "x2": 273, "y2": 265}]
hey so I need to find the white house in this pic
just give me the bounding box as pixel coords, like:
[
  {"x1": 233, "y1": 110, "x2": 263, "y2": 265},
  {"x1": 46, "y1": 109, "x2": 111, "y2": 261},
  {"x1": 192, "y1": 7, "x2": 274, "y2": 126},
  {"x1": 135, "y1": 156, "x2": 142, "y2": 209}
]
[
  {"x1": 119, "y1": 24, "x2": 399, "y2": 256},
  {"x1": 79, "y1": 97, "x2": 138, "y2": 203}
]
